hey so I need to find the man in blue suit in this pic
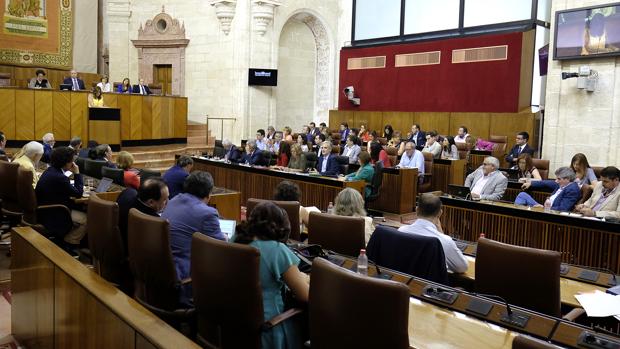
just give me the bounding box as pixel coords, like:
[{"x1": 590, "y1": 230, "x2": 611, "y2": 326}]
[
  {"x1": 515, "y1": 167, "x2": 581, "y2": 212},
  {"x1": 315, "y1": 141, "x2": 339, "y2": 176},
  {"x1": 339, "y1": 122, "x2": 350, "y2": 145},
  {"x1": 222, "y1": 139, "x2": 242, "y2": 163},
  {"x1": 163, "y1": 155, "x2": 194, "y2": 199},
  {"x1": 408, "y1": 124, "x2": 426, "y2": 151},
  {"x1": 241, "y1": 140, "x2": 268, "y2": 166},
  {"x1": 62, "y1": 70, "x2": 85, "y2": 91}
]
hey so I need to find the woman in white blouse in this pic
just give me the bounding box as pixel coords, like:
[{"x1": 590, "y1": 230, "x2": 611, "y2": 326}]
[{"x1": 96, "y1": 75, "x2": 112, "y2": 93}]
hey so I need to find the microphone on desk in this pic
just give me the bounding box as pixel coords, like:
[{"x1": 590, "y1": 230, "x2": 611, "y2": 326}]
[
  {"x1": 471, "y1": 292, "x2": 529, "y2": 328},
  {"x1": 472, "y1": 293, "x2": 513, "y2": 316}
]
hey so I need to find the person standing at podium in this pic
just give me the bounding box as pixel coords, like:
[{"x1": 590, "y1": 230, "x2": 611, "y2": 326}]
[
  {"x1": 88, "y1": 86, "x2": 106, "y2": 108},
  {"x1": 133, "y1": 78, "x2": 152, "y2": 95},
  {"x1": 63, "y1": 70, "x2": 85, "y2": 91}
]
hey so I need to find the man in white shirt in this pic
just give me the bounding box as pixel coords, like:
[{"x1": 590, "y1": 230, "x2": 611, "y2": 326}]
[
  {"x1": 398, "y1": 194, "x2": 468, "y2": 273},
  {"x1": 422, "y1": 131, "x2": 441, "y2": 159},
  {"x1": 255, "y1": 129, "x2": 267, "y2": 151},
  {"x1": 396, "y1": 142, "x2": 424, "y2": 178},
  {"x1": 454, "y1": 126, "x2": 469, "y2": 143},
  {"x1": 464, "y1": 156, "x2": 508, "y2": 201}
]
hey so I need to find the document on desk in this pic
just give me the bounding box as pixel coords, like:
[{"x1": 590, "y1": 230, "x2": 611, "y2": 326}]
[{"x1": 575, "y1": 290, "x2": 620, "y2": 317}]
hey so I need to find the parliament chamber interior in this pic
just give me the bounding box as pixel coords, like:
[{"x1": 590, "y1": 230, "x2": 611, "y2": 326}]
[{"x1": 1, "y1": 0, "x2": 620, "y2": 348}]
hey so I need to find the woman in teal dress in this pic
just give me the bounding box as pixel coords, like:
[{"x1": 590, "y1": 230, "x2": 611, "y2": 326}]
[
  {"x1": 234, "y1": 202, "x2": 310, "y2": 349},
  {"x1": 345, "y1": 151, "x2": 375, "y2": 198}
]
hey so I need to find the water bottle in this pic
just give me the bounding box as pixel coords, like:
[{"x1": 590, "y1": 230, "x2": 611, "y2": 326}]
[
  {"x1": 544, "y1": 197, "x2": 551, "y2": 213},
  {"x1": 357, "y1": 249, "x2": 368, "y2": 276},
  {"x1": 327, "y1": 202, "x2": 334, "y2": 214}
]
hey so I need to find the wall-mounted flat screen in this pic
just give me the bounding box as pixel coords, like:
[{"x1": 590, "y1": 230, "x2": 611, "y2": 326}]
[
  {"x1": 248, "y1": 68, "x2": 278, "y2": 86},
  {"x1": 554, "y1": 3, "x2": 620, "y2": 60}
]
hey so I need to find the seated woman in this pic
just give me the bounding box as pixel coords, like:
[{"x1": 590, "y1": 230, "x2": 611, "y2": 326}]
[
  {"x1": 516, "y1": 153, "x2": 541, "y2": 180},
  {"x1": 287, "y1": 143, "x2": 307, "y2": 172},
  {"x1": 28, "y1": 69, "x2": 52, "y2": 89},
  {"x1": 117, "y1": 78, "x2": 132, "y2": 94},
  {"x1": 88, "y1": 86, "x2": 105, "y2": 108},
  {"x1": 369, "y1": 141, "x2": 392, "y2": 168},
  {"x1": 571, "y1": 153, "x2": 598, "y2": 188},
  {"x1": 116, "y1": 151, "x2": 140, "y2": 189},
  {"x1": 233, "y1": 202, "x2": 309, "y2": 349},
  {"x1": 359, "y1": 124, "x2": 371, "y2": 143},
  {"x1": 344, "y1": 152, "x2": 375, "y2": 198},
  {"x1": 383, "y1": 124, "x2": 394, "y2": 142},
  {"x1": 12, "y1": 141, "x2": 44, "y2": 188},
  {"x1": 97, "y1": 75, "x2": 112, "y2": 93},
  {"x1": 334, "y1": 187, "x2": 375, "y2": 244},
  {"x1": 276, "y1": 141, "x2": 291, "y2": 167},
  {"x1": 388, "y1": 131, "x2": 405, "y2": 155},
  {"x1": 282, "y1": 126, "x2": 293, "y2": 142},
  {"x1": 441, "y1": 136, "x2": 459, "y2": 160},
  {"x1": 296, "y1": 134, "x2": 309, "y2": 153}
]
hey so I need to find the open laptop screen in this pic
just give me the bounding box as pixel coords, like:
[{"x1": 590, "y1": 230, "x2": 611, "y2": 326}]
[{"x1": 219, "y1": 219, "x2": 237, "y2": 240}]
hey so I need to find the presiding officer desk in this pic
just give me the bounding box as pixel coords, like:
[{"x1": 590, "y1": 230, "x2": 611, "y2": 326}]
[{"x1": 191, "y1": 157, "x2": 366, "y2": 210}]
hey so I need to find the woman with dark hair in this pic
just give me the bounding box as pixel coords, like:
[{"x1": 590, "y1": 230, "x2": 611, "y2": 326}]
[
  {"x1": 516, "y1": 153, "x2": 541, "y2": 180},
  {"x1": 88, "y1": 86, "x2": 105, "y2": 107},
  {"x1": 234, "y1": 202, "x2": 309, "y2": 349},
  {"x1": 441, "y1": 136, "x2": 459, "y2": 160},
  {"x1": 369, "y1": 141, "x2": 392, "y2": 168},
  {"x1": 383, "y1": 124, "x2": 394, "y2": 141},
  {"x1": 344, "y1": 151, "x2": 374, "y2": 198},
  {"x1": 117, "y1": 77, "x2": 132, "y2": 93},
  {"x1": 28, "y1": 69, "x2": 51, "y2": 89},
  {"x1": 571, "y1": 153, "x2": 598, "y2": 187},
  {"x1": 276, "y1": 141, "x2": 291, "y2": 167},
  {"x1": 359, "y1": 124, "x2": 371, "y2": 143},
  {"x1": 296, "y1": 134, "x2": 309, "y2": 153}
]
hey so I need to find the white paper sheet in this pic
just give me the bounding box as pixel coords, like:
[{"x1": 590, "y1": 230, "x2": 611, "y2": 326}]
[{"x1": 575, "y1": 290, "x2": 620, "y2": 317}]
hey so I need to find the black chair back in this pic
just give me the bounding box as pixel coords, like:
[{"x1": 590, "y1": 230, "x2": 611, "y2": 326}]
[
  {"x1": 334, "y1": 155, "x2": 349, "y2": 175},
  {"x1": 140, "y1": 169, "x2": 161, "y2": 181},
  {"x1": 102, "y1": 166, "x2": 125, "y2": 186},
  {"x1": 84, "y1": 159, "x2": 107, "y2": 179},
  {"x1": 304, "y1": 152, "x2": 317, "y2": 170},
  {"x1": 366, "y1": 161, "x2": 384, "y2": 203}
]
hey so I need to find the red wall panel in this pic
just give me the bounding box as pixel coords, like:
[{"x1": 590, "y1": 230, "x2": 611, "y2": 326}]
[{"x1": 339, "y1": 32, "x2": 524, "y2": 113}]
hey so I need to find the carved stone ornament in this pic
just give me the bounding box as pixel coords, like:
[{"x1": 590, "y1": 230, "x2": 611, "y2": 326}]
[
  {"x1": 210, "y1": 0, "x2": 237, "y2": 35},
  {"x1": 252, "y1": 0, "x2": 282, "y2": 36}
]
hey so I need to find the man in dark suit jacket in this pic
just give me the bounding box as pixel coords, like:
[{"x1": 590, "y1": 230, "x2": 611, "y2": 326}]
[
  {"x1": 408, "y1": 124, "x2": 426, "y2": 151},
  {"x1": 40, "y1": 133, "x2": 55, "y2": 163},
  {"x1": 315, "y1": 141, "x2": 339, "y2": 176},
  {"x1": 515, "y1": 167, "x2": 581, "y2": 212},
  {"x1": 132, "y1": 79, "x2": 152, "y2": 95},
  {"x1": 223, "y1": 139, "x2": 242, "y2": 163},
  {"x1": 63, "y1": 70, "x2": 85, "y2": 91},
  {"x1": 241, "y1": 140, "x2": 268, "y2": 166},
  {"x1": 505, "y1": 131, "x2": 535, "y2": 166},
  {"x1": 162, "y1": 155, "x2": 194, "y2": 198}
]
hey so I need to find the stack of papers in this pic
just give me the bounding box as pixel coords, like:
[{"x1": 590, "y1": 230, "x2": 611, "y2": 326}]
[{"x1": 575, "y1": 290, "x2": 620, "y2": 320}]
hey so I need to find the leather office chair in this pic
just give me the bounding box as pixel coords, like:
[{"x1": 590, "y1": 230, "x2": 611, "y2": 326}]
[
  {"x1": 366, "y1": 225, "x2": 449, "y2": 285},
  {"x1": 511, "y1": 335, "x2": 557, "y2": 349},
  {"x1": 307, "y1": 211, "x2": 365, "y2": 257},
  {"x1": 139, "y1": 169, "x2": 161, "y2": 181},
  {"x1": 331, "y1": 133, "x2": 341, "y2": 144},
  {"x1": 456, "y1": 142, "x2": 468, "y2": 160},
  {"x1": 86, "y1": 193, "x2": 131, "y2": 293},
  {"x1": 309, "y1": 258, "x2": 410, "y2": 349},
  {"x1": 575, "y1": 184, "x2": 594, "y2": 206},
  {"x1": 261, "y1": 150, "x2": 272, "y2": 166},
  {"x1": 334, "y1": 155, "x2": 349, "y2": 175},
  {"x1": 75, "y1": 157, "x2": 86, "y2": 172},
  {"x1": 83, "y1": 159, "x2": 107, "y2": 179},
  {"x1": 246, "y1": 198, "x2": 301, "y2": 241},
  {"x1": 0, "y1": 161, "x2": 21, "y2": 218},
  {"x1": 475, "y1": 238, "x2": 561, "y2": 317},
  {"x1": 592, "y1": 166, "x2": 604, "y2": 179},
  {"x1": 386, "y1": 146, "x2": 398, "y2": 168},
  {"x1": 490, "y1": 135, "x2": 508, "y2": 163},
  {"x1": 331, "y1": 145, "x2": 341, "y2": 154},
  {"x1": 531, "y1": 159, "x2": 550, "y2": 179},
  {"x1": 127, "y1": 209, "x2": 194, "y2": 331},
  {"x1": 365, "y1": 161, "x2": 384, "y2": 207},
  {"x1": 418, "y1": 152, "x2": 434, "y2": 193},
  {"x1": 191, "y1": 233, "x2": 302, "y2": 348},
  {"x1": 304, "y1": 152, "x2": 317, "y2": 170},
  {"x1": 102, "y1": 166, "x2": 125, "y2": 186}
]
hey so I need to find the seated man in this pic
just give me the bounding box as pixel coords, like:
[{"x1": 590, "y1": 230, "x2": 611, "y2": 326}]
[
  {"x1": 454, "y1": 126, "x2": 469, "y2": 143},
  {"x1": 132, "y1": 78, "x2": 152, "y2": 95},
  {"x1": 422, "y1": 131, "x2": 441, "y2": 159},
  {"x1": 396, "y1": 141, "x2": 425, "y2": 179},
  {"x1": 35, "y1": 147, "x2": 85, "y2": 245},
  {"x1": 79, "y1": 140, "x2": 98, "y2": 159},
  {"x1": 161, "y1": 171, "x2": 225, "y2": 305},
  {"x1": 222, "y1": 139, "x2": 242, "y2": 163},
  {"x1": 505, "y1": 131, "x2": 535, "y2": 166},
  {"x1": 116, "y1": 178, "x2": 169, "y2": 252},
  {"x1": 94, "y1": 144, "x2": 117, "y2": 169},
  {"x1": 162, "y1": 155, "x2": 194, "y2": 199},
  {"x1": 68, "y1": 137, "x2": 82, "y2": 154},
  {"x1": 516, "y1": 167, "x2": 580, "y2": 212},
  {"x1": 575, "y1": 166, "x2": 620, "y2": 219},
  {"x1": 464, "y1": 156, "x2": 508, "y2": 201},
  {"x1": 241, "y1": 140, "x2": 268, "y2": 166},
  {"x1": 398, "y1": 194, "x2": 468, "y2": 273},
  {"x1": 40, "y1": 132, "x2": 55, "y2": 163},
  {"x1": 255, "y1": 129, "x2": 267, "y2": 151},
  {"x1": 63, "y1": 70, "x2": 85, "y2": 91},
  {"x1": 315, "y1": 141, "x2": 339, "y2": 176}
]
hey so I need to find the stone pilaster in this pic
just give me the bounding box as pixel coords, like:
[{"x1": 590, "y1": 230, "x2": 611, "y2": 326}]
[{"x1": 107, "y1": 0, "x2": 131, "y2": 83}]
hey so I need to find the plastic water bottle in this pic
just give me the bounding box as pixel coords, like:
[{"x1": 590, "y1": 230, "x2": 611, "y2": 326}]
[
  {"x1": 357, "y1": 249, "x2": 368, "y2": 276},
  {"x1": 544, "y1": 198, "x2": 551, "y2": 213},
  {"x1": 327, "y1": 202, "x2": 334, "y2": 214}
]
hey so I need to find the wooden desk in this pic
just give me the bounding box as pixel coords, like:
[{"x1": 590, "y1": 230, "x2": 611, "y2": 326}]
[
  {"x1": 502, "y1": 180, "x2": 553, "y2": 203},
  {"x1": 349, "y1": 164, "x2": 418, "y2": 214},
  {"x1": 191, "y1": 158, "x2": 365, "y2": 211},
  {"x1": 440, "y1": 196, "x2": 620, "y2": 273},
  {"x1": 11, "y1": 227, "x2": 200, "y2": 349},
  {"x1": 209, "y1": 187, "x2": 241, "y2": 222},
  {"x1": 88, "y1": 107, "x2": 121, "y2": 151},
  {"x1": 432, "y1": 159, "x2": 467, "y2": 192}
]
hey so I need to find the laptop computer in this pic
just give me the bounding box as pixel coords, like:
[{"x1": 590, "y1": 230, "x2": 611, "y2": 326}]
[
  {"x1": 447, "y1": 184, "x2": 471, "y2": 199},
  {"x1": 59, "y1": 84, "x2": 72, "y2": 91},
  {"x1": 95, "y1": 177, "x2": 113, "y2": 193},
  {"x1": 500, "y1": 167, "x2": 519, "y2": 181},
  {"x1": 219, "y1": 219, "x2": 237, "y2": 240}
]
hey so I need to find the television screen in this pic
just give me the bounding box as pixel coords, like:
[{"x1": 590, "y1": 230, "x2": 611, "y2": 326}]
[
  {"x1": 554, "y1": 3, "x2": 620, "y2": 60},
  {"x1": 248, "y1": 68, "x2": 277, "y2": 86}
]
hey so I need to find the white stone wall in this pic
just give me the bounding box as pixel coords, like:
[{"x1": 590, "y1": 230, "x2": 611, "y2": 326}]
[
  {"x1": 104, "y1": 0, "x2": 350, "y2": 143},
  {"x1": 545, "y1": 0, "x2": 620, "y2": 171}
]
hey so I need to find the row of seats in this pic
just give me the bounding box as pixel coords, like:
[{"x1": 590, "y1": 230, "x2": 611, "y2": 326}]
[{"x1": 75, "y1": 157, "x2": 161, "y2": 186}]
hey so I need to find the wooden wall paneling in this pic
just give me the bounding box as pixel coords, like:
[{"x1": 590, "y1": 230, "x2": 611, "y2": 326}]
[
  {"x1": 117, "y1": 95, "x2": 131, "y2": 141},
  {"x1": 329, "y1": 110, "x2": 354, "y2": 130},
  {"x1": 52, "y1": 91, "x2": 71, "y2": 140},
  {"x1": 129, "y1": 96, "x2": 143, "y2": 140},
  {"x1": 151, "y1": 96, "x2": 162, "y2": 139},
  {"x1": 489, "y1": 112, "x2": 536, "y2": 156},
  {"x1": 11, "y1": 233, "x2": 54, "y2": 349},
  {"x1": 102, "y1": 93, "x2": 118, "y2": 108},
  {"x1": 415, "y1": 112, "x2": 450, "y2": 136},
  {"x1": 173, "y1": 98, "x2": 187, "y2": 138},
  {"x1": 519, "y1": 30, "x2": 535, "y2": 111},
  {"x1": 160, "y1": 97, "x2": 172, "y2": 138},
  {"x1": 449, "y1": 112, "x2": 491, "y2": 142},
  {"x1": 136, "y1": 333, "x2": 158, "y2": 349},
  {"x1": 352, "y1": 111, "x2": 369, "y2": 130},
  {"x1": 15, "y1": 89, "x2": 35, "y2": 140},
  {"x1": 70, "y1": 92, "x2": 89, "y2": 144},
  {"x1": 54, "y1": 269, "x2": 135, "y2": 348},
  {"x1": 382, "y1": 111, "x2": 413, "y2": 137},
  {"x1": 141, "y1": 97, "x2": 153, "y2": 140},
  {"x1": 34, "y1": 90, "x2": 54, "y2": 140},
  {"x1": 89, "y1": 120, "x2": 121, "y2": 145},
  {"x1": 361, "y1": 111, "x2": 383, "y2": 133},
  {"x1": 0, "y1": 89, "x2": 16, "y2": 138}
]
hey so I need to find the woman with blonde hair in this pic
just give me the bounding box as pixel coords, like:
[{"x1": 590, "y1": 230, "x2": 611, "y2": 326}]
[
  {"x1": 333, "y1": 187, "x2": 375, "y2": 244},
  {"x1": 287, "y1": 143, "x2": 307, "y2": 172},
  {"x1": 571, "y1": 153, "x2": 598, "y2": 187},
  {"x1": 116, "y1": 151, "x2": 140, "y2": 189},
  {"x1": 13, "y1": 141, "x2": 44, "y2": 188},
  {"x1": 282, "y1": 126, "x2": 293, "y2": 142}
]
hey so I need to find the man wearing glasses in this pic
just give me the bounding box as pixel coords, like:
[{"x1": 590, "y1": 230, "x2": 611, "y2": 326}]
[
  {"x1": 464, "y1": 156, "x2": 508, "y2": 201},
  {"x1": 505, "y1": 131, "x2": 535, "y2": 167}
]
